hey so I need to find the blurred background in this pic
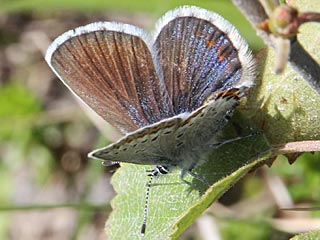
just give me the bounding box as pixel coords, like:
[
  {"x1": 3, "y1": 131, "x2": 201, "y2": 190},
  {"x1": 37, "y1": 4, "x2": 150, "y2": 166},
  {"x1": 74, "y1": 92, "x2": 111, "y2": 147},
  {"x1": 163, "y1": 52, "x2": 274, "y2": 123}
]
[{"x1": 0, "y1": 0, "x2": 319, "y2": 239}]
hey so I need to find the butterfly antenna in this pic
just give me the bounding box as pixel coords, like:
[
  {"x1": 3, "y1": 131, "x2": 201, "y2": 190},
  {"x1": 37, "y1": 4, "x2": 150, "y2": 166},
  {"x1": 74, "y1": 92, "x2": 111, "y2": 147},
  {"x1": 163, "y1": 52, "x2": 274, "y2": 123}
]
[{"x1": 141, "y1": 174, "x2": 153, "y2": 236}]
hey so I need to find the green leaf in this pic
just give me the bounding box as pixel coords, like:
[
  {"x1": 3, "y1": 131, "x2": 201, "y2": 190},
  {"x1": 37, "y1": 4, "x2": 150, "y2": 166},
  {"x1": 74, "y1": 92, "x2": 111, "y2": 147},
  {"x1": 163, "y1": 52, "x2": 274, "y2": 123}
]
[
  {"x1": 106, "y1": 118, "x2": 271, "y2": 239},
  {"x1": 244, "y1": 0, "x2": 320, "y2": 145},
  {"x1": 290, "y1": 230, "x2": 320, "y2": 240},
  {"x1": 244, "y1": 48, "x2": 320, "y2": 145}
]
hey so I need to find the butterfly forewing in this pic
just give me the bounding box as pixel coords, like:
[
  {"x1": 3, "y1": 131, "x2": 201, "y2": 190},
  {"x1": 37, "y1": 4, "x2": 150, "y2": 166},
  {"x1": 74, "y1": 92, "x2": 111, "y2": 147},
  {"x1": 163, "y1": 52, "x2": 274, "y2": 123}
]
[
  {"x1": 46, "y1": 23, "x2": 173, "y2": 133},
  {"x1": 90, "y1": 115, "x2": 187, "y2": 165},
  {"x1": 153, "y1": 6, "x2": 255, "y2": 114}
]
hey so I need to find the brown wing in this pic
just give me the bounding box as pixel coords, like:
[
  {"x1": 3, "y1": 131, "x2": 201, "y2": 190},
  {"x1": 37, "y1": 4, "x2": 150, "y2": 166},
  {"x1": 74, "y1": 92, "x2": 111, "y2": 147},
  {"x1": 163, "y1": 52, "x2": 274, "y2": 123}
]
[{"x1": 46, "y1": 22, "x2": 173, "y2": 134}]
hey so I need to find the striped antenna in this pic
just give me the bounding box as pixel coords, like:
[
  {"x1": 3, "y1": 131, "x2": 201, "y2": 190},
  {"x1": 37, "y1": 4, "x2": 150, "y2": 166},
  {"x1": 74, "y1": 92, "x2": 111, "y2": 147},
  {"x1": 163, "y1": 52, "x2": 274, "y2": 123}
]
[{"x1": 141, "y1": 174, "x2": 154, "y2": 236}]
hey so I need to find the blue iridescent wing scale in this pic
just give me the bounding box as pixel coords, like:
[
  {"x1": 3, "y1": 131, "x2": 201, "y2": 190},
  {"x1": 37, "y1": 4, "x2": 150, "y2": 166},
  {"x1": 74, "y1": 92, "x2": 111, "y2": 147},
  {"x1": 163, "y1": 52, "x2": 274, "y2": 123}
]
[{"x1": 153, "y1": 6, "x2": 255, "y2": 114}]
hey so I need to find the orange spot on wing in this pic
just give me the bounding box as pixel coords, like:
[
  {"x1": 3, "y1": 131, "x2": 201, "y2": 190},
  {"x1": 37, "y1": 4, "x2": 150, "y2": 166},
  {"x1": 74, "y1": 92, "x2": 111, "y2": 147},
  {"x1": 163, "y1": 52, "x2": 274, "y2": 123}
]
[
  {"x1": 205, "y1": 33, "x2": 216, "y2": 47},
  {"x1": 218, "y1": 45, "x2": 227, "y2": 61}
]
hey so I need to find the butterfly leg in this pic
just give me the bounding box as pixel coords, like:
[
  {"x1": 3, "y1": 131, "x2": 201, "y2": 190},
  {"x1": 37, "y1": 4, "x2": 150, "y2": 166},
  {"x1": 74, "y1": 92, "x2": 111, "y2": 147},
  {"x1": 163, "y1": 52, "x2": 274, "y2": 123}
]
[
  {"x1": 209, "y1": 131, "x2": 260, "y2": 149},
  {"x1": 180, "y1": 168, "x2": 210, "y2": 193},
  {"x1": 186, "y1": 170, "x2": 210, "y2": 187}
]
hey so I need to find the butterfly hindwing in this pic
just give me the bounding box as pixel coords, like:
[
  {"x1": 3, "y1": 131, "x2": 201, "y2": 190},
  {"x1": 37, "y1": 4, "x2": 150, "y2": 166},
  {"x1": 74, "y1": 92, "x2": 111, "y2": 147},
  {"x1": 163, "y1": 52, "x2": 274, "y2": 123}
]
[
  {"x1": 90, "y1": 89, "x2": 241, "y2": 168},
  {"x1": 176, "y1": 89, "x2": 240, "y2": 153},
  {"x1": 89, "y1": 115, "x2": 187, "y2": 165}
]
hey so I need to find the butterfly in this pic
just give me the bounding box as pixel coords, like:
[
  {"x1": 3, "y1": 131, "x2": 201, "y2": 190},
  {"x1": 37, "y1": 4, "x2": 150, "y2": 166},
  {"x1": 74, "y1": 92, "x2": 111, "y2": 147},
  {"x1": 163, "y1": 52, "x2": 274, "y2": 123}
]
[{"x1": 45, "y1": 5, "x2": 255, "y2": 235}]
